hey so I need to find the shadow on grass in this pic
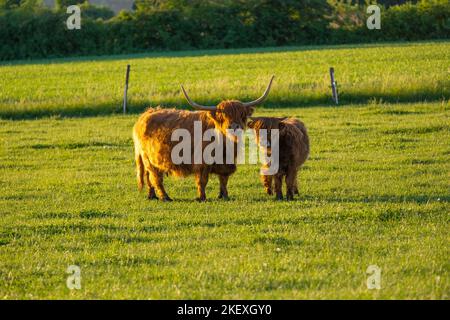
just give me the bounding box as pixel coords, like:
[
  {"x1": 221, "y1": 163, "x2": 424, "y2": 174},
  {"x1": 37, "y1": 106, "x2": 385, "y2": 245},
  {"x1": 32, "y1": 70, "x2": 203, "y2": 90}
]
[
  {"x1": 29, "y1": 141, "x2": 126, "y2": 150},
  {"x1": 300, "y1": 194, "x2": 449, "y2": 204},
  {"x1": 1, "y1": 40, "x2": 443, "y2": 67},
  {"x1": 137, "y1": 193, "x2": 449, "y2": 206},
  {"x1": 1, "y1": 89, "x2": 447, "y2": 121}
]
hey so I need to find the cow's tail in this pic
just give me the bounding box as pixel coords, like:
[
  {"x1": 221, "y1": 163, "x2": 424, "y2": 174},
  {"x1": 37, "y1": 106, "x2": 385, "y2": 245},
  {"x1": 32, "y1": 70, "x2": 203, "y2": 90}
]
[
  {"x1": 135, "y1": 153, "x2": 145, "y2": 191},
  {"x1": 133, "y1": 131, "x2": 145, "y2": 191}
]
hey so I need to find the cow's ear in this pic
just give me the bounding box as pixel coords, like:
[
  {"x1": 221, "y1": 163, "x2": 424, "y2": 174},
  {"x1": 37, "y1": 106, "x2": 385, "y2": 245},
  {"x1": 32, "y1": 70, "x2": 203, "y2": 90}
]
[{"x1": 247, "y1": 107, "x2": 255, "y2": 117}]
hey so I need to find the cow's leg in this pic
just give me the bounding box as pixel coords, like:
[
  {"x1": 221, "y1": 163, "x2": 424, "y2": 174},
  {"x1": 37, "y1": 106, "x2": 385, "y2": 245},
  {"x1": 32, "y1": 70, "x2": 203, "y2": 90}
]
[
  {"x1": 148, "y1": 169, "x2": 172, "y2": 202},
  {"x1": 274, "y1": 174, "x2": 283, "y2": 200},
  {"x1": 145, "y1": 171, "x2": 158, "y2": 200},
  {"x1": 142, "y1": 155, "x2": 170, "y2": 201},
  {"x1": 293, "y1": 178, "x2": 300, "y2": 195},
  {"x1": 218, "y1": 175, "x2": 230, "y2": 200},
  {"x1": 195, "y1": 169, "x2": 209, "y2": 202},
  {"x1": 260, "y1": 174, "x2": 273, "y2": 195},
  {"x1": 285, "y1": 167, "x2": 298, "y2": 201}
]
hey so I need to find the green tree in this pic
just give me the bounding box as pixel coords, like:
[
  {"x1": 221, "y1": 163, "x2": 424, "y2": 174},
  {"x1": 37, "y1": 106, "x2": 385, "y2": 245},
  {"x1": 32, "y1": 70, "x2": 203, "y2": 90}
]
[
  {"x1": 55, "y1": 0, "x2": 85, "y2": 10},
  {"x1": 0, "y1": 0, "x2": 21, "y2": 9},
  {"x1": 0, "y1": 0, "x2": 43, "y2": 9}
]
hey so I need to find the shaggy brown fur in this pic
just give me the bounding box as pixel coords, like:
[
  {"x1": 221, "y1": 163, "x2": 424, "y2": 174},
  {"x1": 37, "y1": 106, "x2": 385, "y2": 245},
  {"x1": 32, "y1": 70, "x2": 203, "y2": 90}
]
[
  {"x1": 133, "y1": 101, "x2": 254, "y2": 201},
  {"x1": 248, "y1": 117, "x2": 309, "y2": 200}
]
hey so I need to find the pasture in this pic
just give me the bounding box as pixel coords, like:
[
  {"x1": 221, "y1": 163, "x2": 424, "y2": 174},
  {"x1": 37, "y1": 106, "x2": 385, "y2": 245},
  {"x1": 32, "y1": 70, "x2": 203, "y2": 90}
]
[{"x1": 0, "y1": 41, "x2": 449, "y2": 299}]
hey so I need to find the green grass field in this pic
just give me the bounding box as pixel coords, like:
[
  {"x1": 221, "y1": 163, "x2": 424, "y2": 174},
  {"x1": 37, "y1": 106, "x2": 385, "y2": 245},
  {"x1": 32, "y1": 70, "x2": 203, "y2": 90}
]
[{"x1": 0, "y1": 41, "x2": 449, "y2": 299}]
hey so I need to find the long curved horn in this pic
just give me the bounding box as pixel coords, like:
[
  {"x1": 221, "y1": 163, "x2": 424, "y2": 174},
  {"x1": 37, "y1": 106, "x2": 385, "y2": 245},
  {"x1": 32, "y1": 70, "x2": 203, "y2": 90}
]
[
  {"x1": 242, "y1": 75, "x2": 275, "y2": 108},
  {"x1": 181, "y1": 85, "x2": 216, "y2": 111}
]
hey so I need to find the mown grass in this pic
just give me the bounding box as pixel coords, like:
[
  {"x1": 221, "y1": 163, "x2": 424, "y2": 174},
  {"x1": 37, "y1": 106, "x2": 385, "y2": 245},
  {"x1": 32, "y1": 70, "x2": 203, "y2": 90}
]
[
  {"x1": 0, "y1": 41, "x2": 448, "y2": 119},
  {"x1": 0, "y1": 41, "x2": 449, "y2": 299},
  {"x1": 0, "y1": 100, "x2": 449, "y2": 299}
]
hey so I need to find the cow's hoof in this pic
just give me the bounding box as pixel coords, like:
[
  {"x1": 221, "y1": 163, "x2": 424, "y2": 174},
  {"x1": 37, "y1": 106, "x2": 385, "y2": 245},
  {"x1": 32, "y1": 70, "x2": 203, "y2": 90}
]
[
  {"x1": 266, "y1": 189, "x2": 273, "y2": 196},
  {"x1": 147, "y1": 194, "x2": 158, "y2": 200},
  {"x1": 275, "y1": 195, "x2": 283, "y2": 201},
  {"x1": 161, "y1": 196, "x2": 173, "y2": 202},
  {"x1": 218, "y1": 193, "x2": 229, "y2": 200},
  {"x1": 196, "y1": 197, "x2": 206, "y2": 202}
]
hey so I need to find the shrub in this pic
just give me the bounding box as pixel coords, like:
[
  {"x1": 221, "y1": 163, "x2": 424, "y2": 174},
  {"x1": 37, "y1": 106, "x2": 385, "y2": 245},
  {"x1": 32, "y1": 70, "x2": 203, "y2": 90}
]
[{"x1": 0, "y1": 0, "x2": 448, "y2": 60}]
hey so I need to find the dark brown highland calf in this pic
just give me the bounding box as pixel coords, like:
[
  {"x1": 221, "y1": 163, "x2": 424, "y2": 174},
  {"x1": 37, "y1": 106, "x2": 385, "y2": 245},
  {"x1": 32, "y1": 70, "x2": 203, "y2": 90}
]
[
  {"x1": 248, "y1": 117, "x2": 309, "y2": 200},
  {"x1": 133, "y1": 77, "x2": 274, "y2": 201}
]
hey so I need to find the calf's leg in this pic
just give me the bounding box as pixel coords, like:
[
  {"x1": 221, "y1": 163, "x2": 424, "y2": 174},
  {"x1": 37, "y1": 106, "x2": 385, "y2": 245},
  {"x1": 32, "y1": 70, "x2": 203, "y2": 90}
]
[
  {"x1": 218, "y1": 175, "x2": 230, "y2": 200},
  {"x1": 285, "y1": 167, "x2": 298, "y2": 201},
  {"x1": 274, "y1": 175, "x2": 283, "y2": 200}
]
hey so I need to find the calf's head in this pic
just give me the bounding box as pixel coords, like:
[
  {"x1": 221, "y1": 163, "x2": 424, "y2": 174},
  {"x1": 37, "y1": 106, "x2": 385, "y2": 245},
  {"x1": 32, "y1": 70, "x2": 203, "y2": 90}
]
[
  {"x1": 247, "y1": 117, "x2": 287, "y2": 151},
  {"x1": 181, "y1": 76, "x2": 274, "y2": 139}
]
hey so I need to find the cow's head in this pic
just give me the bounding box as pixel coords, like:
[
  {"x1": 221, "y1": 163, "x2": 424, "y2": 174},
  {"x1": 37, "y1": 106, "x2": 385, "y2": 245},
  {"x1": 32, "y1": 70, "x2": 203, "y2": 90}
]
[{"x1": 181, "y1": 76, "x2": 275, "y2": 139}]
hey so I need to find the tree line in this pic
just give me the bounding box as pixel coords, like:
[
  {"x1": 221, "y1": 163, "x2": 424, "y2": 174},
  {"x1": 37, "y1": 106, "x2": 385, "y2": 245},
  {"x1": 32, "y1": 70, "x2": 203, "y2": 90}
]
[{"x1": 0, "y1": 0, "x2": 448, "y2": 60}]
